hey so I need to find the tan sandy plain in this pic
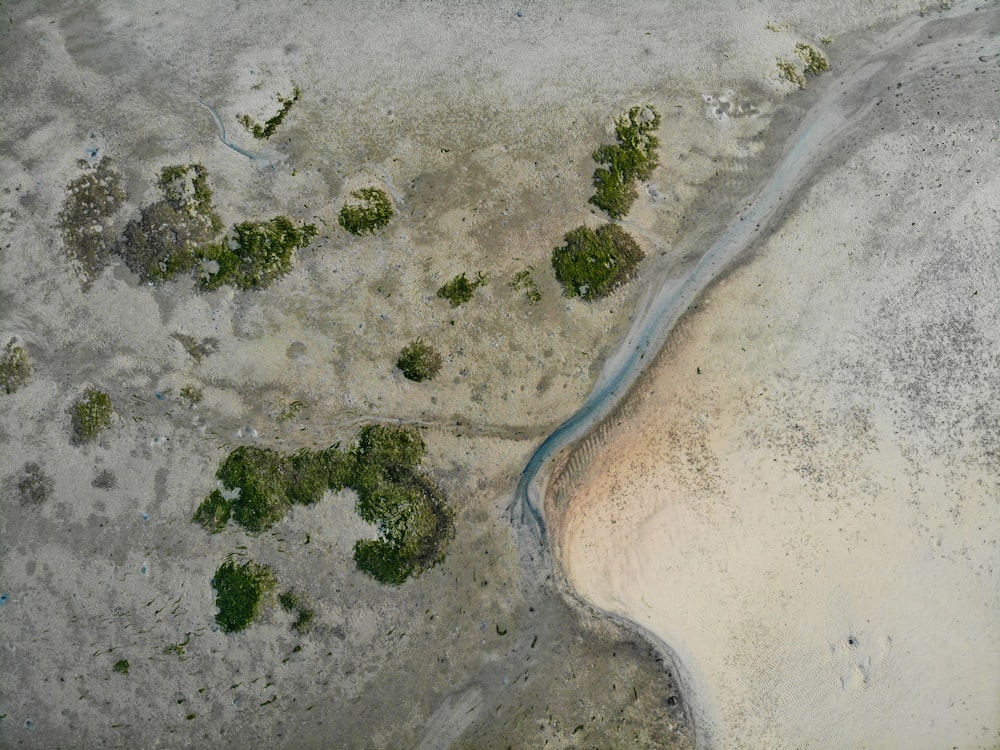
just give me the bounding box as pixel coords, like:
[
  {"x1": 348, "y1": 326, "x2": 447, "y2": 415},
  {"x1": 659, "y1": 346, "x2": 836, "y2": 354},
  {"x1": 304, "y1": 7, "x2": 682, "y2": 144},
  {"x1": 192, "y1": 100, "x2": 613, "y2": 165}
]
[{"x1": 557, "y1": 4, "x2": 1000, "y2": 748}]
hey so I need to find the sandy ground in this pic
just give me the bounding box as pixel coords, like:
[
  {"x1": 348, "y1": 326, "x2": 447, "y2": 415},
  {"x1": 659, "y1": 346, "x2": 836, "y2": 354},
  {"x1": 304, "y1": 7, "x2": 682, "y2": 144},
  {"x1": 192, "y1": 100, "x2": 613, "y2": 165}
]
[
  {"x1": 0, "y1": 0, "x2": 982, "y2": 747},
  {"x1": 557, "y1": 3, "x2": 1000, "y2": 749}
]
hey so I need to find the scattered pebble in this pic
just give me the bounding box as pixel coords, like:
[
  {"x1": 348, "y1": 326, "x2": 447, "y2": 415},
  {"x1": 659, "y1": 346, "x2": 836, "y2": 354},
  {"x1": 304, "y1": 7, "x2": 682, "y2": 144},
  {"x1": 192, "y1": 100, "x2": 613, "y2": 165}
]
[{"x1": 0, "y1": 593, "x2": 9, "y2": 605}]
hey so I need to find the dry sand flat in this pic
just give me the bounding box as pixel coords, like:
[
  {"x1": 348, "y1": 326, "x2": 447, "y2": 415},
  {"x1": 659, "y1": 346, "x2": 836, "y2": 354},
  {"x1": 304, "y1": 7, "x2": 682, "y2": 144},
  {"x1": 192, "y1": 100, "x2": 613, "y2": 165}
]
[{"x1": 558, "y1": 4, "x2": 1000, "y2": 749}]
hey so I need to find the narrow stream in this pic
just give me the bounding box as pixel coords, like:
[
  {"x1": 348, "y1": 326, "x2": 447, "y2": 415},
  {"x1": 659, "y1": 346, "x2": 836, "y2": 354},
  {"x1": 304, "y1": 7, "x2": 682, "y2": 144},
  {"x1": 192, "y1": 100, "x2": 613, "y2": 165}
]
[{"x1": 510, "y1": 2, "x2": 977, "y2": 545}]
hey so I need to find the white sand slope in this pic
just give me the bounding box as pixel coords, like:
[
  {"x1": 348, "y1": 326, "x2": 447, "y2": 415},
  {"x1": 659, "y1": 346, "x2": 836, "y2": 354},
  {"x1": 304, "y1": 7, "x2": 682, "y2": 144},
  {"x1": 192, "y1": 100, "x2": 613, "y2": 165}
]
[{"x1": 558, "y1": 4, "x2": 1000, "y2": 749}]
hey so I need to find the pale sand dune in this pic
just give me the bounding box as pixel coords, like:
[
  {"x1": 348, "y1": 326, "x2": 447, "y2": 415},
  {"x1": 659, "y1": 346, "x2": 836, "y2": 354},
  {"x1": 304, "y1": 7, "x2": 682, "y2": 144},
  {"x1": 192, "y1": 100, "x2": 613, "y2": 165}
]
[{"x1": 557, "y1": 6, "x2": 1000, "y2": 748}]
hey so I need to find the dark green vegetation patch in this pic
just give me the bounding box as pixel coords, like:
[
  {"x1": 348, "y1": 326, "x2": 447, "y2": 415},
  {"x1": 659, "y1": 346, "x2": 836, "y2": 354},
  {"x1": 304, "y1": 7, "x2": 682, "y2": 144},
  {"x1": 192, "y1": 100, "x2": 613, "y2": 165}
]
[
  {"x1": 238, "y1": 84, "x2": 301, "y2": 140},
  {"x1": 118, "y1": 163, "x2": 223, "y2": 283},
  {"x1": 112, "y1": 659, "x2": 130, "y2": 675},
  {"x1": 337, "y1": 187, "x2": 394, "y2": 235},
  {"x1": 192, "y1": 489, "x2": 232, "y2": 534},
  {"x1": 437, "y1": 271, "x2": 488, "y2": 308},
  {"x1": 589, "y1": 104, "x2": 661, "y2": 219},
  {"x1": 397, "y1": 339, "x2": 443, "y2": 382},
  {"x1": 71, "y1": 388, "x2": 113, "y2": 444},
  {"x1": 511, "y1": 268, "x2": 542, "y2": 304},
  {"x1": 210, "y1": 558, "x2": 276, "y2": 633},
  {"x1": 59, "y1": 159, "x2": 126, "y2": 283},
  {"x1": 198, "y1": 216, "x2": 318, "y2": 291},
  {"x1": 551, "y1": 223, "x2": 645, "y2": 301},
  {"x1": 196, "y1": 426, "x2": 454, "y2": 585},
  {"x1": 0, "y1": 340, "x2": 31, "y2": 394}
]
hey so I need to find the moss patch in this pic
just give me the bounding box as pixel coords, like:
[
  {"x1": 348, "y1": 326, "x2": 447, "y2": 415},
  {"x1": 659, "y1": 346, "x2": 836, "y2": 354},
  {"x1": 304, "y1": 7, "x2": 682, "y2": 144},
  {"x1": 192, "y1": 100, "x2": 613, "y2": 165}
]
[
  {"x1": 0, "y1": 340, "x2": 31, "y2": 394},
  {"x1": 588, "y1": 104, "x2": 661, "y2": 219},
  {"x1": 198, "y1": 216, "x2": 318, "y2": 291},
  {"x1": 71, "y1": 388, "x2": 113, "y2": 444},
  {"x1": 210, "y1": 558, "x2": 276, "y2": 633},
  {"x1": 59, "y1": 159, "x2": 126, "y2": 283},
  {"x1": 397, "y1": 339, "x2": 443, "y2": 382},
  {"x1": 117, "y1": 164, "x2": 223, "y2": 283},
  {"x1": 337, "y1": 187, "x2": 394, "y2": 235},
  {"x1": 551, "y1": 223, "x2": 645, "y2": 301}
]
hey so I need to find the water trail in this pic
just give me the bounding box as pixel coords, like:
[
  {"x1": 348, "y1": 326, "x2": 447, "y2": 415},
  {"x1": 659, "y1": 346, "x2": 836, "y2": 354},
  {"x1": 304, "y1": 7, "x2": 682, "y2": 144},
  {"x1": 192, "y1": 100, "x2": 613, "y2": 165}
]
[
  {"x1": 510, "y1": 54, "x2": 895, "y2": 544},
  {"x1": 199, "y1": 100, "x2": 277, "y2": 167}
]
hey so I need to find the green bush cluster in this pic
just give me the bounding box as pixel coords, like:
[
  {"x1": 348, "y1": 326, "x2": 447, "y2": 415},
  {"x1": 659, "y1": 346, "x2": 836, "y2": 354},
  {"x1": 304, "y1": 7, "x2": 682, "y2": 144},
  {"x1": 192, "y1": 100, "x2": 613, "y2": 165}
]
[
  {"x1": 71, "y1": 388, "x2": 114, "y2": 444},
  {"x1": 279, "y1": 590, "x2": 315, "y2": 633},
  {"x1": 59, "y1": 159, "x2": 126, "y2": 283},
  {"x1": 338, "y1": 187, "x2": 394, "y2": 235},
  {"x1": 113, "y1": 659, "x2": 130, "y2": 675},
  {"x1": 551, "y1": 223, "x2": 645, "y2": 301},
  {"x1": 589, "y1": 105, "x2": 661, "y2": 219},
  {"x1": 238, "y1": 85, "x2": 301, "y2": 140},
  {"x1": 198, "y1": 216, "x2": 318, "y2": 290},
  {"x1": 195, "y1": 425, "x2": 455, "y2": 585},
  {"x1": 397, "y1": 339, "x2": 443, "y2": 382},
  {"x1": 210, "y1": 558, "x2": 276, "y2": 633},
  {"x1": 776, "y1": 58, "x2": 807, "y2": 88},
  {"x1": 437, "y1": 271, "x2": 488, "y2": 308},
  {"x1": 0, "y1": 340, "x2": 31, "y2": 394}
]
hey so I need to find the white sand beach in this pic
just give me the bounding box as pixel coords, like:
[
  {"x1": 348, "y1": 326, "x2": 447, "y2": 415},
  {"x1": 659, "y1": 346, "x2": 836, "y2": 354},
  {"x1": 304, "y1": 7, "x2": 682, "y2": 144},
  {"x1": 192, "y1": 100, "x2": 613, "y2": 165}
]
[{"x1": 557, "y1": 4, "x2": 1000, "y2": 747}]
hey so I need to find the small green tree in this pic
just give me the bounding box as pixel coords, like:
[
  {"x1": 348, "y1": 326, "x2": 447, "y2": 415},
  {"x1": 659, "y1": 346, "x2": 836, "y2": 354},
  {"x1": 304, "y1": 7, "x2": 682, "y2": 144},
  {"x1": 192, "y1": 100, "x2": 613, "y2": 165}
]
[
  {"x1": 0, "y1": 340, "x2": 32, "y2": 394},
  {"x1": 71, "y1": 389, "x2": 114, "y2": 444},
  {"x1": 397, "y1": 339, "x2": 443, "y2": 382},
  {"x1": 210, "y1": 559, "x2": 276, "y2": 633},
  {"x1": 338, "y1": 187, "x2": 393, "y2": 235},
  {"x1": 437, "y1": 271, "x2": 488, "y2": 307},
  {"x1": 551, "y1": 223, "x2": 645, "y2": 301}
]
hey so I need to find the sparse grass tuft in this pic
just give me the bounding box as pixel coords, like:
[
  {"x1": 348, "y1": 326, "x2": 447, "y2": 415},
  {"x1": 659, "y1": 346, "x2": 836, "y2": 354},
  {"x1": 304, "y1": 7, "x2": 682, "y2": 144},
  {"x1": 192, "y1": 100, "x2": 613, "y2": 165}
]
[
  {"x1": 776, "y1": 58, "x2": 807, "y2": 88},
  {"x1": 16, "y1": 462, "x2": 54, "y2": 506},
  {"x1": 795, "y1": 43, "x2": 830, "y2": 75},
  {"x1": 59, "y1": 159, "x2": 126, "y2": 283},
  {"x1": 511, "y1": 269, "x2": 542, "y2": 304}
]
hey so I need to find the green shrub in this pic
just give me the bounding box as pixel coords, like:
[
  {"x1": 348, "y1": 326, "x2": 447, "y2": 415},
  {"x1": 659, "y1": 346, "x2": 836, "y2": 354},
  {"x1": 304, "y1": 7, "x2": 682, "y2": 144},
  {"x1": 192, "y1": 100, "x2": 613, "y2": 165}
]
[
  {"x1": 210, "y1": 558, "x2": 276, "y2": 633},
  {"x1": 292, "y1": 608, "x2": 315, "y2": 634},
  {"x1": 397, "y1": 339, "x2": 443, "y2": 382},
  {"x1": 0, "y1": 340, "x2": 32, "y2": 394},
  {"x1": 352, "y1": 424, "x2": 426, "y2": 487},
  {"x1": 337, "y1": 188, "x2": 394, "y2": 235},
  {"x1": 199, "y1": 216, "x2": 318, "y2": 291},
  {"x1": 113, "y1": 659, "x2": 130, "y2": 675},
  {"x1": 437, "y1": 271, "x2": 487, "y2": 307},
  {"x1": 238, "y1": 85, "x2": 301, "y2": 140},
  {"x1": 71, "y1": 389, "x2": 113, "y2": 444},
  {"x1": 192, "y1": 489, "x2": 231, "y2": 533},
  {"x1": 589, "y1": 105, "x2": 661, "y2": 219},
  {"x1": 551, "y1": 223, "x2": 645, "y2": 301},
  {"x1": 179, "y1": 384, "x2": 203, "y2": 405}
]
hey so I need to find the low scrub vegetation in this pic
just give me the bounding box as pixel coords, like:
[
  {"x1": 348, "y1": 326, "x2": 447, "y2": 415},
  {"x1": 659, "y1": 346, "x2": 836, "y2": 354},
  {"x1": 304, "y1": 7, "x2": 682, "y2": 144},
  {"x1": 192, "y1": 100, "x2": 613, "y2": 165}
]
[
  {"x1": 589, "y1": 104, "x2": 661, "y2": 219},
  {"x1": 338, "y1": 187, "x2": 394, "y2": 235},
  {"x1": 551, "y1": 223, "x2": 645, "y2": 301},
  {"x1": 211, "y1": 558, "x2": 276, "y2": 633}
]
